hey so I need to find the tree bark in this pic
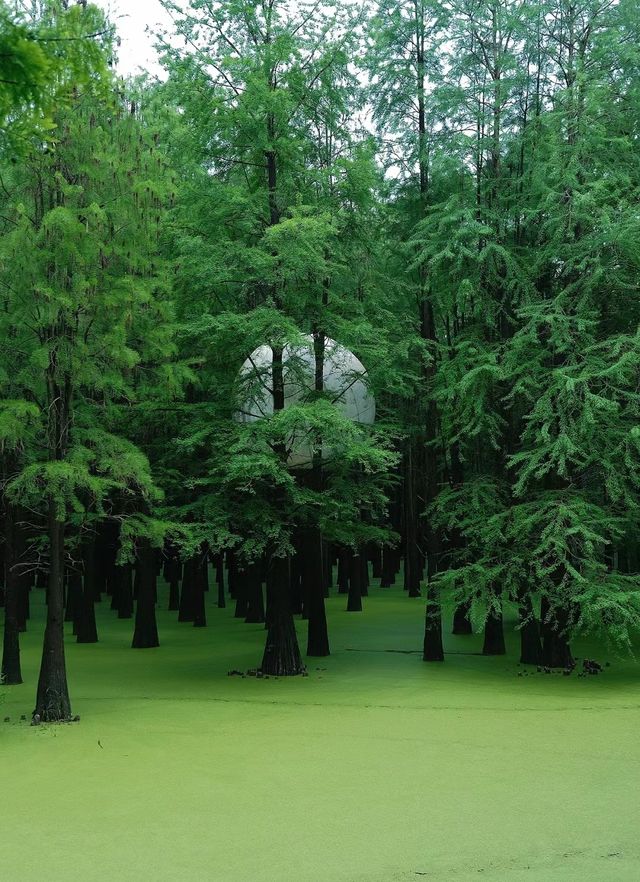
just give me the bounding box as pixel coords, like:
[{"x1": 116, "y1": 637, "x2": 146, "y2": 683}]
[
  {"x1": 261, "y1": 553, "x2": 304, "y2": 676},
  {"x1": 1, "y1": 504, "x2": 22, "y2": 685},
  {"x1": 346, "y1": 548, "x2": 363, "y2": 612},
  {"x1": 132, "y1": 540, "x2": 159, "y2": 648},
  {"x1": 452, "y1": 600, "x2": 473, "y2": 635},
  {"x1": 244, "y1": 561, "x2": 265, "y2": 624},
  {"x1": 34, "y1": 501, "x2": 72, "y2": 721}
]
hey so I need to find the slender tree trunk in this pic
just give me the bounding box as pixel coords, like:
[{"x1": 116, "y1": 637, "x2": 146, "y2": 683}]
[
  {"x1": 178, "y1": 557, "x2": 195, "y2": 622},
  {"x1": 193, "y1": 548, "x2": 207, "y2": 628},
  {"x1": 245, "y1": 561, "x2": 265, "y2": 624},
  {"x1": 116, "y1": 563, "x2": 134, "y2": 620},
  {"x1": 347, "y1": 548, "x2": 363, "y2": 612},
  {"x1": 132, "y1": 539, "x2": 159, "y2": 648},
  {"x1": 216, "y1": 554, "x2": 225, "y2": 608},
  {"x1": 234, "y1": 560, "x2": 249, "y2": 619},
  {"x1": 305, "y1": 527, "x2": 330, "y2": 656},
  {"x1": 452, "y1": 600, "x2": 473, "y2": 635},
  {"x1": 76, "y1": 533, "x2": 98, "y2": 644},
  {"x1": 337, "y1": 548, "x2": 349, "y2": 594},
  {"x1": 541, "y1": 597, "x2": 574, "y2": 668},
  {"x1": 34, "y1": 501, "x2": 72, "y2": 721},
  {"x1": 518, "y1": 590, "x2": 542, "y2": 665},
  {"x1": 1, "y1": 503, "x2": 22, "y2": 684},
  {"x1": 482, "y1": 593, "x2": 506, "y2": 656}
]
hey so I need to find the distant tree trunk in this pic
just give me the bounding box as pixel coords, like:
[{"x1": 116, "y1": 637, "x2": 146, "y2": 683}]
[
  {"x1": 116, "y1": 563, "x2": 134, "y2": 619},
  {"x1": 305, "y1": 528, "x2": 330, "y2": 656},
  {"x1": 234, "y1": 560, "x2": 249, "y2": 619},
  {"x1": 132, "y1": 540, "x2": 159, "y2": 648},
  {"x1": 518, "y1": 590, "x2": 542, "y2": 665},
  {"x1": 34, "y1": 500, "x2": 72, "y2": 721},
  {"x1": 193, "y1": 548, "x2": 207, "y2": 628},
  {"x1": 368, "y1": 544, "x2": 382, "y2": 579},
  {"x1": 360, "y1": 552, "x2": 369, "y2": 597},
  {"x1": 483, "y1": 585, "x2": 506, "y2": 655},
  {"x1": 452, "y1": 600, "x2": 473, "y2": 635},
  {"x1": 541, "y1": 597, "x2": 574, "y2": 668},
  {"x1": 261, "y1": 552, "x2": 304, "y2": 675},
  {"x1": 245, "y1": 561, "x2": 265, "y2": 624},
  {"x1": 1, "y1": 503, "x2": 22, "y2": 685},
  {"x1": 347, "y1": 548, "x2": 363, "y2": 612},
  {"x1": 76, "y1": 532, "x2": 98, "y2": 644},
  {"x1": 404, "y1": 441, "x2": 422, "y2": 597},
  {"x1": 178, "y1": 557, "x2": 195, "y2": 622},
  {"x1": 65, "y1": 569, "x2": 82, "y2": 626},
  {"x1": 380, "y1": 545, "x2": 397, "y2": 587},
  {"x1": 216, "y1": 554, "x2": 225, "y2": 608},
  {"x1": 337, "y1": 548, "x2": 349, "y2": 594}
]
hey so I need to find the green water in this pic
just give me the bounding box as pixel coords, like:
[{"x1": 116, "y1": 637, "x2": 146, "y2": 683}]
[{"x1": 2, "y1": 581, "x2": 639, "y2": 881}]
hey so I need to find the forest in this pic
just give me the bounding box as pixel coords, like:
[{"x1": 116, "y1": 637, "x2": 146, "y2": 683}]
[{"x1": 1, "y1": 1, "x2": 639, "y2": 877}]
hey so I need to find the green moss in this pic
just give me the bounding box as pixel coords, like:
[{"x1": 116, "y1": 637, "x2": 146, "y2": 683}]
[{"x1": 1, "y1": 582, "x2": 639, "y2": 881}]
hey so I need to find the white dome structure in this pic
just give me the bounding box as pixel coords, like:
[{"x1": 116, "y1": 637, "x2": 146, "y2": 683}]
[{"x1": 235, "y1": 336, "x2": 375, "y2": 467}]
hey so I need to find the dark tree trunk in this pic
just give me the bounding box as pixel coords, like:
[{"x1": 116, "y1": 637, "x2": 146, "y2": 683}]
[
  {"x1": 132, "y1": 540, "x2": 159, "y2": 648},
  {"x1": 34, "y1": 503, "x2": 72, "y2": 721},
  {"x1": 360, "y1": 552, "x2": 369, "y2": 597},
  {"x1": 65, "y1": 569, "x2": 82, "y2": 625},
  {"x1": 234, "y1": 560, "x2": 249, "y2": 619},
  {"x1": 116, "y1": 564, "x2": 134, "y2": 619},
  {"x1": 422, "y1": 581, "x2": 444, "y2": 661},
  {"x1": 336, "y1": 548, "x2": 349, "y2": 594},
  {"x1": 193, "y1": 548, "x2": 207, "y2": 628},
  {"x1": 541, "y1": 597, "x2": 574, "y2": 668},
  {"x1": 369, "y1": 544, "x2": 382, "y2": 579},
  {"x1": 452, "y1": 600, "x2": 473, "y2": 635},
  {"x1": 178, "y1": 558, "x2": 195, "y2": 622},
  {"x1": 483, "y1": 586, "x2": 506, "y2": 655},
  {"x1": 380, "y1": 545, "x2": 397, "y2": 587},
  {"x1": 17, "y1": 568, "x2": 29, "y2": 632},
  {"x1": 245, "y1": 561, "x2": 265, "y2": 624},
  {"x1": 76, "y1": 533, "x2": 98, "y2": 644},
  {"x1": 1, "y1": 504, "x2": 22, "y2": 685},
  {"x1": 404, "y1": 442, "x2": 423, "y2": 597},
  {"x1": 261, "y1": 553, "x2": 304, "y2": 676},
  {"x1": 347, "y1": 548, "x2": 363, "y2": 612},
  {"x1": 227, "y1": 550, "x2": 237, "y2": 599},
  {"x1": 305, "y1": 528, "x2": 330, "y2": 657},
  {"x1": 163, "y1": 544, "x2": 183, "y2": 610},
  {"x1": 518, "y1": 591, "x2": 542, "y2": 665},
  {"x1": 216, "y1": 554, "x2": 225, "y2": 608}
]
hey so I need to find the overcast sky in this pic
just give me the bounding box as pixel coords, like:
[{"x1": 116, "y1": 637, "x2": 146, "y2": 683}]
[{"x1": 93, "y1": 0, "x2": 177, "y2": 78}]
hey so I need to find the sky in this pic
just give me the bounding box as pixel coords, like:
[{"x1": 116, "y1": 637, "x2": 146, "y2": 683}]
[{"x1": 93, "y1": 0, "x2": 176, "y2": 78}]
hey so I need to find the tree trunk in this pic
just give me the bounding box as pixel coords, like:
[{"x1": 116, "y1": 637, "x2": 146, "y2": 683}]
[
  {"x1": 234, "y1": 560, "x2": 249, "y2": 619},
  {"x1": 261, "y1": 553, "x2": 304, "y2": 676},
  {"x1": 482, "y1": 604, "x2": 506, "y2": 655},
  {"x1": 336, "y1": 548, "x2": 349, "y2": 594},
  {"x1": 1, "y1": 504, "x2": 22, "y2": 685},
  {"x1": 193, "y1": 548, "x2": 207, "y2": 628},
  {"x1": 541, "y1": 597, "x2": 574, "y2": 668},
  {"x1": 518, "y1": 591, "x2": 542, "y2": 665},
  {"x1": 34, "y1": 502, "x2": 72, "y2": 721},
  {"x1": 305, "y1": 528, "x2": 330, "y2": 656},
  {"x1": 76, "y1": 532, "x2": 98, "y2": 644},
  {"x1": 116, "y1": 563, "x2": 134, "y2": 619},
  {"x1": 423, "y1": 581, "x2": 444, "y2": 661},
  {"x1": 452, "y1": 600, "x2": 473, "y2": 635},
  {"x1": 347, "y1": 548, "x2": 363, "y2": 612},
  {"x1": 245, "y1": 561, "x2": 265, "y2": 624},
  {"x1": 178, "y1": 557, "x2": 195, "y2": 622},
  {"x1": 132, "y1": 540, "x2": 159, "y2": 648},
  {"x1": 216, "y1": 554, "x2": 225, "y2": 608}
]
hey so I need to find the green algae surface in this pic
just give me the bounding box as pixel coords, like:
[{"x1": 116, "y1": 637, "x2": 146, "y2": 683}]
[{"x1": 2, "y1": 583, "x2": 639, "y2": 882}]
